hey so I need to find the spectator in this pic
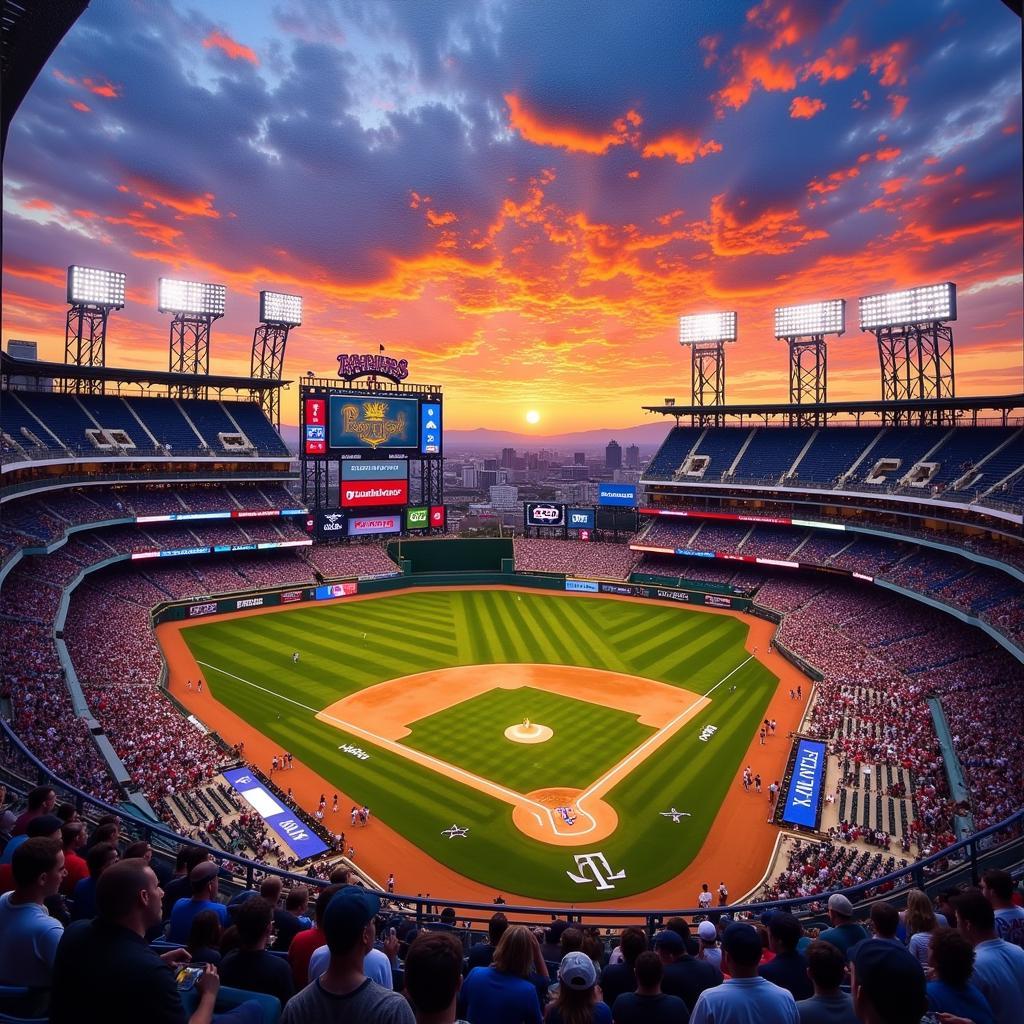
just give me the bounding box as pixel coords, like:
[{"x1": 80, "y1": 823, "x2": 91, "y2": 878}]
[
  {"x1": 697, "y1": 920, "x2": 722, "y2": 970},
  {"x1": 460, "y1": 924, "x2": 544, "y2": 1024},
  {"x1": 903, "y1": 889, "x2": 941, "y2": 966},
  {"x1": 11, "y1": 785, "x2": 56, "y2": 836},
  {"x1": 0, "y1": 836, "x2": 65, "y2": 1007},
  {"x1": 466, "y1": 911, "x2": 509, "y2": 973},
  {"x1": 653, "y1": 928, "x2": 722, "y2": 1010},
  {"x1": 307, "y1": 913, "x2": 399, "y2": 989},
  {"x1": 953, "y1": 889, "x2": 1024, "y2": 1024},
  {"x1": 49, "y1": 856, "x2": 262, "y2": 1024},
  {"x1": 818, "y1": 895, "x2": 869, "y2": 960},
  {"x1": 610, "y1": 950, "x2": 689, "y2": 1024},
  {"x1": 289, "y1": 883, "x2": 341, "y2": 989},
  {"x1": 272, "y1": 885, "x2": 313, "y2": 951},
  {"x1": 280, "y1": 885, "x2": 414, "y2": 1023},
  {"x1": 867, "y1": 902, "x2": 901, "y2": 946},
  {"x1": 168, "y1": 860, "x2": 229, "y2": 943},
  {"x1": 70, "y1": 841, "x2": 119, "y2": 921},
  {"x1": 926, "y1": 927, "x2": 994, "y2": 1024},
  {"x1": 544, "y1": 951, "x2": 610, "y2": 1024},
  {"x1": 690, "y1": 923, "x2": 798, "y2": 1024},
  {"x1": 541, "y1": 921, "x2": 572, "y2": 963},
  {"x1": 60, "y1": 822, "x2": 89, "y2": 895},
  {"x1": 981, "y1": 869, "x2": 1024, "y2": 948},
  {"x1": 163, "y1": 847, "x2": 211, "y2": 920},
  {"x1": 219, "y1": 896, "x2": 294, "y2": 1008},
  {"x1": 404, "y1": 929, "x2": 468, "y2": 1024},
  {"x1": 849, "y1": 940, "x2": 926, "y2": 1024},
  {"x1": 760, "y1": 912, "x2": 812, "y2": 1000},
  {"x1": 796, "y1": 940, "x2": 858, "y2": 1024},
  {"x1": 0, "y1": 813, "x2": 62, "y2": 895},
  {"x1": 599, "y1": 926, "x2": 646, "y2": 1007},
  {"x1": 188, "y1": 908, "x2": 225, "y2": 966}
]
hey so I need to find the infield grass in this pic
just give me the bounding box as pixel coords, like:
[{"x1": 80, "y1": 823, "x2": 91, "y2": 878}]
[{"x1": 180, "y1": 589, "x2": 778, "y2": 901}]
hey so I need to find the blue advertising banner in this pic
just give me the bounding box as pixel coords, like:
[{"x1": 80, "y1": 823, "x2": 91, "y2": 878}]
[
  {"x1": 567, "y1": 508, "x2": 595, "y2": 529},
  {"x1": 598, "y1": 483, "x2": 637, "y2": 507},
  {"x1": 420, "y1": 400, "x2": 441, "y2": 455},
  {"x1": 780, "y1": 739, "x2": 828, "y2": 829},
  {"x1": 329, "y1": 395, "x2": 420, "y2": 451},
  {"x1": 341, "y1": 460, "x2": 409, "y2": 480},
  {"x1": 565, "y1": 579, "x2": 600, "y2": 592},
  {"x1": 222, "y1": 768, "x2": 328, "y2": 858}
]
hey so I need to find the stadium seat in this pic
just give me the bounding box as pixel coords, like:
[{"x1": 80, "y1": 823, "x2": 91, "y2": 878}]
[{"x1": 179, "y1": 985, "x2": 280, "y2": 1024}]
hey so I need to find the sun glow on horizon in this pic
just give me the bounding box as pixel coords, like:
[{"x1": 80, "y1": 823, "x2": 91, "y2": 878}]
[{"x1": 525, "y1": 410, "x2": 541, "y2": 424}]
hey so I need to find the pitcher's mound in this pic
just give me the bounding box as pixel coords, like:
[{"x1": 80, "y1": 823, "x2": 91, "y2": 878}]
[
  {"x1": 505, "y1": 722, "x2": 553, "y2": 744},
  {"x1": 512, "y1": 787, "x2": 618, "y2": 846}
]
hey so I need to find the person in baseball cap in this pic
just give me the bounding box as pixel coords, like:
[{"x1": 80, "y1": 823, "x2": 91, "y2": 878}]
[
  {"x1": 819, "y1": 893, "x2": 869, "y2": 960},
  {"x1": 697, "y1": 920, "x2": 722, "y2": 970},
  {"x1": 549, "y1": 951, "x2": 607, "y2": 1023},
  {"x1": 850, "y1": 939, "x2": 926, "y2": 1024},
  {"x1": 689, "y1": 924, "x2": 799, "y2": 1024}
]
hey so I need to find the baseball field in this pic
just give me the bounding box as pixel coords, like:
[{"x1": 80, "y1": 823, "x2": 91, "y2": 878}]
[{"x1": 175, "y1": 588, "x2": 780, "y2": 902}]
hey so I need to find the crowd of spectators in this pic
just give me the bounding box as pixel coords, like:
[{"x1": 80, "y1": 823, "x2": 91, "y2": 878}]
[
  {"x1": 513, "y1": 538, "x2": 642, "y2": 579},
  {"x1": 303, "y1": 542, "x2": 402, "y2": 579}
]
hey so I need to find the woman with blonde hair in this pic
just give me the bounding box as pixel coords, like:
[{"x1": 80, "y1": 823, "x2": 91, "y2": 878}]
[
  {"x1": 461, "y1": 923, "x2": 547, "y2": 1023},
  {"x1": 904, "y1": 889, "x2": 942, "y2": 966}
]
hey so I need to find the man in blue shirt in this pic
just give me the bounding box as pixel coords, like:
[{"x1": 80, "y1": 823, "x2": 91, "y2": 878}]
[
  {"x1": 817, "y1": 894, "x2": 869, "y2": 960},
  {"x1": 759, "y1": 912, "x2": 812, "y2": 1000},
  {"x1": 168, "y1": 860, "x2": 229, "y2": 943},
  {"x1": 954, "y1": 889, "x2": 1024, "y2": 1024},
  {"x1": 850, "y1": 940, "x2": 926, "y2": 1024}
]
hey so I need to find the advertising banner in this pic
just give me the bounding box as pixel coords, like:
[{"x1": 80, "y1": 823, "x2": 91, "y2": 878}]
[
  {"x1": 566, "y1": 508, "x2": 595, "y2": 530},
  {"x1": 281, "y1": 590, "x2": 303, "y2": 604},
  {"x1": 347, "y1": 514, "x2": 402, "y2": 536},
  {"x1": 429, "y1": 506, "x2": 446, "y2": 529},
  {"x1": 235, "y1": 596, "x2": 265, "y2": 610},
  {"x1": 304, "y1": 397, "x2": 327, "y2": 455},
  {"x1": 222, "y1": 768, "x2": 328, "y2": 859},
  {"x1": 316, "y1": 511, "x2": 347, "y2": 538},
  {"x1": 315, "y1": 582, "x2": 358, "y2": 600},
  {"x1": 780, "y1": 739, "x2": 827, "y2": 829},
  {"x1": 406, "y1": 506, "x2": 429, "y2": 529},
  {"x1": 188, "y1": 602, "x2": 218, "y2": 618},
  {"x1": 340, "y1": 480, "x2": 409, "y2": 507},
  {"x1": 565, "y1": 579, "x2": 599, "y2": 592},
  {"x1": 329, "y1": 395, "x2": 420, "y2": 452},
  {"x1": 341, "y1": 460, "x2": 408, "y2": 480},
  {"x1": 598, "y1": 483, "x2": 637, "y2": 507},
  {"x1": 420, "y1": 401, "x2": 442, "y2": 455},
  {"x1": 525, "y1": 502, "x2": 565, "y2": 528}
]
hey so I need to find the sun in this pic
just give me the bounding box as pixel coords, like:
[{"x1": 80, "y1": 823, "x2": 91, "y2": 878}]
[{"x1": 525, "y1": 410, "x2": 541, "y2": 424}]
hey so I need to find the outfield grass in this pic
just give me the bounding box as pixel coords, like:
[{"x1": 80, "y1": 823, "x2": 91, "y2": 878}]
[
  {"x1": 181, "y1": 589, "x2": 778, "y2": 901},
  {"x1": 403, "y1": 686, "x2": 656, "y2": 793}
]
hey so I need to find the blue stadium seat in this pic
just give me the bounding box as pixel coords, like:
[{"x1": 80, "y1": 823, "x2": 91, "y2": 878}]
[
  {"x1": 75, "y1": 394, "x2": 155, "y2": 449},
  {"x1": 222, "y1": 401, "x2": 291, "y2": 456},
  {"x1": 731, "y1": 427, "x2": 815, "y2": 482},
  {"x1": 926, "y1": 427, "x2": 1016, "y2": 489},
  {"x1": 180, "y1": 985, "x2": 280, "y2": 1024},
  {"x1": 177, "y1": 399, "x2": 240, "y2": 450},
  {"x1": 644, "y1": 427, "x2": 704, "y2": 478},
  {"x1": 796, "y1": 428, "x2": 882, "y2": 484},
  {"x1": 689, "y1": 428, "x2": 754, "y2": 479},
  {"x1": 123, "y1": 397, "x2": 202, "y2": 450}
]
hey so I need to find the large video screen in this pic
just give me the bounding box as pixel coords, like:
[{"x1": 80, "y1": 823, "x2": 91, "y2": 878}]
[{"x1": 329, "y1": 395, "x2": 420, "y2": 453}]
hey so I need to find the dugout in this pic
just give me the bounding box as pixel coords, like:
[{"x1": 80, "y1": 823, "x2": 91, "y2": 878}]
[{"x1": 386, "y1": 537, "x2": 514, "y2": 574}]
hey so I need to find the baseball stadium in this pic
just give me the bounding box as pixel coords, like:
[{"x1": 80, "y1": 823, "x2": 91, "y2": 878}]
[{"x1": 2, "y1": 2, "x2": 1023, "y2": 1023}]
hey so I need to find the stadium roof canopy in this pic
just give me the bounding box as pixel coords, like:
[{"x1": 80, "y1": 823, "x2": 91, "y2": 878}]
[
  {"x1": 643, "y1": 394, "x2": 1024, "y2": 419},
  {"x1": 1, "y1": 351, "x2": 291, "y2": 391}
]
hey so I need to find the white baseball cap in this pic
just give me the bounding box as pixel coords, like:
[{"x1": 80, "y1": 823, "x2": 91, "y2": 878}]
[
  {"x1": 698, "y1": 921, "x2": 718, "y2": 941},
  {"x1": 558, "y1": 951, "x2": 597, "y2": 989}
]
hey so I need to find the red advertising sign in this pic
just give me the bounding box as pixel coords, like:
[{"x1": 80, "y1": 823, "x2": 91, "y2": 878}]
[
  {"x1": 305, "y1": 398, "x2": 326, "y2": 425},
  {"x1": 340, "y1": 480, "x2": 409, "y2": 507},
  {"x1": 430, "y1": 505, "x2": 446, "y2": 528}
]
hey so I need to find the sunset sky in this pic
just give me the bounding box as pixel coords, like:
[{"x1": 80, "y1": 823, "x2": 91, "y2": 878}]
[{"x1": 2, "y1": 0, "x2": 1022, "y2": 432}]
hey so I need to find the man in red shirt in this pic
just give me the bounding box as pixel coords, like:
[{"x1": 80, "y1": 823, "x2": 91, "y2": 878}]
[
  {"x1": 289, "y1": 882, "x2": 341, "y2": 988},
  {"x1": 60, "y1": 822, "x2": 89, "y2": 896}
]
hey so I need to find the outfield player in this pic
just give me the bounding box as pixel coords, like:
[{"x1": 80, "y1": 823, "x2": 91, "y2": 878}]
[
  {"x1": 292, "y1": 651, "x2": 300, "y2": 664},
  {"x1": 698, "y1": 883, "x2": 713, "y2": 911}
]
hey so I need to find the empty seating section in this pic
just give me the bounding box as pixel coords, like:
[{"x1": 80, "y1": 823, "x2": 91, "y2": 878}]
[
  {"x1": 222, "y1": 401, "x2": 290, "y2": 455},
  {"x1": 122, "y1": 397, "x2": 202, "y2": 449},
  {"x1": 15, "y1": 392, "x2": 96, "y2": 452},
  {"x1": 176, "y1": 398, "x2": 240, "y2": 449},
  {"x1": 945, "y1": 429, "x2": 1024, "y2": 497},
  {"x1": 3, "y1": 393, "x2": 64, "y2": 452},
  {"x1": 926, "y1": 427, "x2": 1016, "y2": 490},
  {"x1": 730, "y1": 427, "x2": 814, "y2": 481},
  {"x1": 850, "y1": 427, "x2": 949, "y2": 482},
  {"x1": 797, "y1": 429, "x2": 881, "y2": 484},
  {"x1": 689, "y1": 428, "x2": 752, "y2": 479},
  {"x1": 75, "y1": 395, "x2": 154, "y2": 447},
  {"x1": 644, "y1": 426, "x2": 704, "y2": 478}
]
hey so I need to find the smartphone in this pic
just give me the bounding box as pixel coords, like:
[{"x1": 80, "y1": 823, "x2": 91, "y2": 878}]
[{"x1": 176, "y1": 965, "x2": 205, "y2": 991}]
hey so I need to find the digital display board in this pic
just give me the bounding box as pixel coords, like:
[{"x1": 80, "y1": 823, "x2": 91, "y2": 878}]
[
  {"x1": 341, "y1": 460, "x2": 408, "y2": 480},
  {"x1": 598, "y1": 483, "x2": 637, "y2": 507},
  {"x1": 347, "y1": 513, "x2": 402, "y2": 536},
  {"x1": 406, "y1": 505, "x2": 429, "y2": 529},
  {"x1": 430, "y1": 506, "x2": 446, "y2": 529},
  {"x1": 315, "y1": 582, "x2": 358, "y2": 600},
  {"x1": 525, "y1": 503, "x2": 566, "y2": 527},
  {"x1": 329, "y1": 395, "x2": 420, "y2": 452},
  {"x1": 420, "y1": 401, "x2": 442, "y2": 455},
  {"x1": 340, "y1": 480, "x2": 409, "y2": 507},
  {"x1": 567, "y1": 508, "x2": 595, "y2": 529},
  {"x1": 780, "y1": 739, "x2": 827, "y2": 829}
]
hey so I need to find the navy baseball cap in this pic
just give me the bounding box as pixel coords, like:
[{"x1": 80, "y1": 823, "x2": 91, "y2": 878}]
[
  {"x1": 852, "y1": 939, "x2": 926, "y2": 1020},
  {"x1": 721, "y1": 923, "x2": 762, "y2": 967},
  {"x1": 323, "y1": 885, "x2": 381, "y2": 953},
  {"x1": 26, "y1": 814, "x2": 63, "y2": 838},
  {"x1": 652, "y1": 929, "x2": 684, "y2": 952}
]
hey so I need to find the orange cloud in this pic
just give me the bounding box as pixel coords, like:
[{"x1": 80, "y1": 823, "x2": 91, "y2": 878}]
[
  {"x1": 889, "y1": 94, "x2": 909, "y2": 118},
  {"x1": 504, "y1": 94, "x2": 635, "y2": 155},
  {"x1": 801, "y1": 36, "x2": 860, "y2": 84},
  {"x1": 789, "y1": 96, "x2": 826, "y2": 119},
  {"x1": 921, "y1": 166, "x2": 965, "y2": 186},
  {"x1": 875, "y1": 147, "x2": 901, "y2": 162},
  {"x1": 426, "y1": 209, "x2": 458, "y2": 227},
  {"x1": 71, "y1": 100, "x2": 91, "y2": 113},
  {"x1": 83, "y1": 78, "x2": 121, "y2": 99},
  {"x1": 868, "y1": 42, "x2": 907, "y2": 87},
  {"x1": 808, "y1": 164, "x2": 860, "y2": 195},
  {"x1": 22, "y1": 198, "x2": 55, "y2": 210},
  {"x1": 703, "y1": 193, "x2": 827, "y2": 256},
  {"x1": 627, "y1": 170, "x2": 640, "y2": 179},
  {"x1": 713, "y1": 46, "x2": 797, "y2": 112},
  {"x1": 202, "y1": 30, "x2": 258, "y2": 65},
  {"x1": 642, "y1": 134, "x2": 722, "y2": 165},
  {"x1": 103, "y1": 210, "x2": 184, "y2": 247},
  {"x1": 119, "y1": 176, "x2": 222, "y2": 220}
]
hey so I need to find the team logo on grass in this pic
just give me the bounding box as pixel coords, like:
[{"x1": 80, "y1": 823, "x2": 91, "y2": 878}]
[
  {"x1": 698, "y1": 724, "x2": 718, "y2": 742},
  {"x1": 441, "y1": 824, "x2": 469, "y2": 839},
  {"x1": 339, "y1": 744, "x2": 370, "y2": 761},
  {"x1": 659, "y1": 807, "x2": 692, "y2": 823},
  {"x1": 566, "y1": 852, "x2": 625, "y2": 891},
  {"x1": 557, "y1": 806, "x2": 577, "y2": 826}
]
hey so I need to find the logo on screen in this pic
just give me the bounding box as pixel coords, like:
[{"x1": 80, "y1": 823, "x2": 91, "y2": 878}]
[
  {"x1": 341, "y1": 401, "x2": 407, "y2": 449},
  {"x1": 406, "y1": 506, "x2": 428, "y2": 528},
  {"x1": 306, "y1": 425, "x2": 325, "y2": 440},
  {"x1": 430, "y1": 506, "x2": 445, "y2": 526}
]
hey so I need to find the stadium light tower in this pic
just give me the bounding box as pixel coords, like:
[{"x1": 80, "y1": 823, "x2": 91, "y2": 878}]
[
  {"x1": 64, "y1": 265, "x2": 126, "y2": 394},
  {"x1": 251, "y1": 291, "x2": 301, "y2": 430},
  {"x1": 859, "y1": 282, "x2": 956, "y2": 425},
  {"x1": 774, "y1": 299, "x2": 845, "y2": 426},
  {"x1": 159, "y1": 277, "x2": 226, "y2": 398},
  {"x1": 679, "y1": 311, "x2": 736, "y2": 425}
]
